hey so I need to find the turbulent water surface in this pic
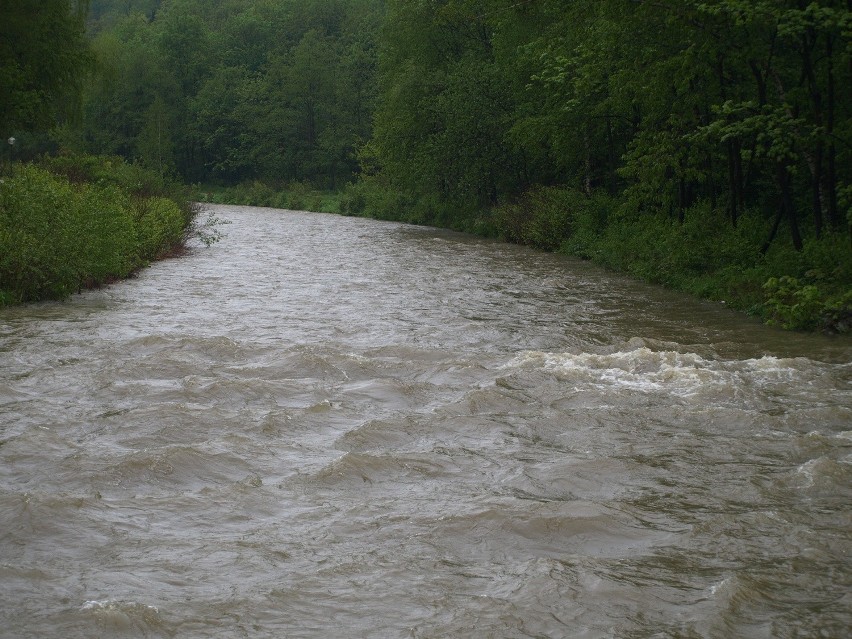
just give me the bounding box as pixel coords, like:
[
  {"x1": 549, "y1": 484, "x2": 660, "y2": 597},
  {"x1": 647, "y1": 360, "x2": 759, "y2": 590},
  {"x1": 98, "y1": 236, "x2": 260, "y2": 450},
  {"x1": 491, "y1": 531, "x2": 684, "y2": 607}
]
[{"x1": 1, "y1": 205, "x2": 850, "y2": 638}]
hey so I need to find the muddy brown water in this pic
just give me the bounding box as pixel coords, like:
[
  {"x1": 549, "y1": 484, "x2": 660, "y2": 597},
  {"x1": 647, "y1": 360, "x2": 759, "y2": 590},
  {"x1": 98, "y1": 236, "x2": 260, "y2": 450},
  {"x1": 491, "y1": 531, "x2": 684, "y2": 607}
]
[{"x1": 1, "y1": 205, "x2": 850, "y2": 638}]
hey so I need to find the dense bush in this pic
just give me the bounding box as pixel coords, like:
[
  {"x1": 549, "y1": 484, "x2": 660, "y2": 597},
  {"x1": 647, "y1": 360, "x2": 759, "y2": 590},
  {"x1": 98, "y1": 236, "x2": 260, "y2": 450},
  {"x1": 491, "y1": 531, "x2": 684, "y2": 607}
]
[
  {"x1": 339, "y1": 177, "x2": 498, "y2": 236},
  {"x1": 0, "y1": 157, "x2": 195, "y2": 306},
  {"x1": 40, "y1": 154, "x2": 172, "y2": 198},
  {"x1": 132, "y1": 196, "x2": 187, "y2": 261},
  {"x1": 194, "y1": 181, "x2": 340, "y2": 214},
  {"x1": 763, "y1": 277, "x2": 852, "y2": 333},
  {"x1": 442, "y1": 183, "x2": 851, "y2": 333},
  {"x1": 494, "y1": 186, "x2": 579, "y2": 250},
  {"x1": 339, "y1": 177, "x2": 416, "y2": 222},
  {"x1": 0, "y1": 166, "x2": 82, "y2": 301}
]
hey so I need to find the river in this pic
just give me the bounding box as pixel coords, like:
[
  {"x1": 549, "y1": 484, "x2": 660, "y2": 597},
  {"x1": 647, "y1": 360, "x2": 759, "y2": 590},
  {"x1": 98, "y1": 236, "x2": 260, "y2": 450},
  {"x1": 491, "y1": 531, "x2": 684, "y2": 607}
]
[{"x1": 1, "y1": 204, "x2": 850, "y2": 638}]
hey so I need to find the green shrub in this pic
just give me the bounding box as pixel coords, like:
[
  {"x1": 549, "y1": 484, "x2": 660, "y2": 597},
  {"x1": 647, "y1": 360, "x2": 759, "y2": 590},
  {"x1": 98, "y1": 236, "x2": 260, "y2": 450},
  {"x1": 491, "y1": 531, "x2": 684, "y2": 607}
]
[
  {"x1": 494, "y1": 186, "x2": 596, "y2": 251},
  {"x1": 0, "y1": 165, "x2": 81, "y2": 301},
  {"x1": 559, "y1": 192, "x2": 612, "y2": 258},
  {"x1": 0, "y1": 157, "x2": 194, "y2": 306},
  {"x1": 39, "y1": 153, "x2": 174, "y2": 198},
  {"x1": 133, "y1": 196, "x2": 186, "y2": 261},
  {"x1": 281, "y1": 181, "x2": 311, "y2": 210},
  {"x1": 339, "y1": 177, "x2": 413, "y2": 222},
  {"x1": 762, "y1": 262, "x2": 852, "y2": 333},
  {"x1": 75, "y1": 183, "x2": 137, "y2": 283},
  {"x1": 195, "y1": 180, "x2": 342, "y2": 214},
  {"x1": 339, "y1": 182, "x2": 367, "y2": 216}
]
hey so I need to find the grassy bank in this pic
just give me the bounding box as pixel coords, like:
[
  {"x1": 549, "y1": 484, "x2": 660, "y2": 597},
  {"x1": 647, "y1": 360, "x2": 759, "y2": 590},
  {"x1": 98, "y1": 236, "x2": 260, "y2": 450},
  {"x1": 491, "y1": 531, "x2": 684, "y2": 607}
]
[
  {"x1": 0, "y1": 154, "x2": 196, "y2": 306},
  {"x1": 193, "y1": 181, "x2": 342, "y2": 215}
]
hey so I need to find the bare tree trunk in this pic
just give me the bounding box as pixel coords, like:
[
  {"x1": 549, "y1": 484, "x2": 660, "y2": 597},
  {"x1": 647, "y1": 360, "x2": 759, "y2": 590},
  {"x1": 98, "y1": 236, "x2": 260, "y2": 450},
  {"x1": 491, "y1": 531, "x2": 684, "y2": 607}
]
[
  {"x1": 583, "y1": 128, "x2": 593, "y2": 196},
  {"x1": 800, "y1": 25, "x2": 825, "y2": 237},
  {"x1": 825, "y1": 34, "x2": 840, "y2": 228},
  {"x1": 606, "y1": 114, "x2": 617, "y2": 195},
  {"x1": 761, "y1": 206, "x2": 783, "y2": 255},
  {"x1": 780, "y1": 164, "x2": 803, "y2": 251},
  {"x1": 726, "y1": 139, "x2": 740, "y2": 227},
  {"x1": 763, "y1": 164, "x2": 803, "y2": 253}
]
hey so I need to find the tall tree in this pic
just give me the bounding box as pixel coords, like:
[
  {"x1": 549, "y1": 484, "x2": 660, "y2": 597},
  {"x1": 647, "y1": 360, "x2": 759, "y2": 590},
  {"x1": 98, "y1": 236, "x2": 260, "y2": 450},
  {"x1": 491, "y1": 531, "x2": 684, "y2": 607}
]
[
  {"x1": 0, "y1": 0, "x2": 92, "y2": 134},
  {"x1": 373, "y1": 0, "x2": 518, "y2": 218}
]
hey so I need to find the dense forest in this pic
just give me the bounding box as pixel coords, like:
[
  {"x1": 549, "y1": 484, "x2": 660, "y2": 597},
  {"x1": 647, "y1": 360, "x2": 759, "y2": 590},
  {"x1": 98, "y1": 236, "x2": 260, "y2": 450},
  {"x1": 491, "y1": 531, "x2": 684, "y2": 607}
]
[
  {"x1": 2, "y1": 0, "x2": 851, "y2": 329},
  {"x1": 77, "y1": 0, "x2": 383, "y2": 189}
]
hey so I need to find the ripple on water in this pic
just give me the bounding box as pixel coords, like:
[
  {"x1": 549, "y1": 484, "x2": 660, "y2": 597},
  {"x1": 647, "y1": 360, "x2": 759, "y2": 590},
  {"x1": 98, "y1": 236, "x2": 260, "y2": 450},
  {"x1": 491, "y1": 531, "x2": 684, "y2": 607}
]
[
  {"x1": 1, "y1": 206, "x2": 850, "y2": 638},
  {"x1": 79, "y1": 600, "x2": 166, "y2": 637}
]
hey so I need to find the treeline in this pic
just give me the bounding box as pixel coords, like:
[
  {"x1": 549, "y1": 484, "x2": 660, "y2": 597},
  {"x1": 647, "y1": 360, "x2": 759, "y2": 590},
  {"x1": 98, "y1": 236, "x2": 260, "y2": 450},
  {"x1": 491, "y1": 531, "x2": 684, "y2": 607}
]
[
  {"x1": 359, "y1": 1, "x2": 851, "y2": 236},
  {"x1": 34, "y1": 0, "x2": 852, "y2": 256},
  {"x1": 62, "y1": 0, "x2": 383, "y2": 189}
]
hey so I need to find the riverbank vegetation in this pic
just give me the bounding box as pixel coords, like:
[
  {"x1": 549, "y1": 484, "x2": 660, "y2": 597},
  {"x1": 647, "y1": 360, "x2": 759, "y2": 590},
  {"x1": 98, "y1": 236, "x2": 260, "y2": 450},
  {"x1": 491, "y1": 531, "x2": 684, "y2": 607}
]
[
  {"x1": 1, "y1": 1, "x2": 202, "y2": 306},
  {"x1": 346, "y1": 0, "x2": 852, "y2": 332},
  {"x1": 3, "y1": 0, "x2": 850, "y2": 330},
  {"x1": 192, "y1": 182, "x2": 343, "y2": 215},
  {"x1": 0, "y1": 154, "x2": 195, "y2": 305}
]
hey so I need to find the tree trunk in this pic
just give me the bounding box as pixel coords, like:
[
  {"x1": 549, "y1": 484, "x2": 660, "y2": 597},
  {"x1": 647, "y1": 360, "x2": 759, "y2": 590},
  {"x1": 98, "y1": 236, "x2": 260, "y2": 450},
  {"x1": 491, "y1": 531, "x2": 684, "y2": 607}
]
[
  {"x1": 825, "y1": 34, "x2": 840, "y2": 228},
  {"x1": 800, "y1": 26, "x2": 825, "y2": 237},
  {"x1": 761, "y1": 204, "x2": 783, "y2": 255},
  {"x1": 583, "y1": 128, "x2": 593, "y2": 196},
  {"x1": 707, "y1": 150, "x2": 717, "y2": 211},
  {"x1": 606, "y1": 114, "x2": 617, "y2": 195},
  {"x1": 812, "y1": 142, "x2": 824, "y2": 238},
  {"x1": 779, "y1": 163, "x2": 803, "y2": 251},
  {"x1": 726, "y1": 139, "x2": 740, "y2": 227}
]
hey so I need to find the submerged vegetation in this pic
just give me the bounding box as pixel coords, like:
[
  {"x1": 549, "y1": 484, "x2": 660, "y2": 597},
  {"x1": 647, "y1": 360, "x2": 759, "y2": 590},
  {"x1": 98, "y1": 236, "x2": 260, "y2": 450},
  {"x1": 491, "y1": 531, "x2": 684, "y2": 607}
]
[{"x1": 2, "y1": 0, "x2": 850, "y2": 330}]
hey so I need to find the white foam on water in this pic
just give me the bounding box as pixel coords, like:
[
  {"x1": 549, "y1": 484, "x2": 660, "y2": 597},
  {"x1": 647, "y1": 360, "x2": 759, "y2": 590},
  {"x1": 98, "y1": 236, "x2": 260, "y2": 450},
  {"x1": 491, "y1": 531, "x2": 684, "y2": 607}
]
[
  {"x1": 506, "y1": 347, "x2": 719, "y2": 395},
  {"x1": 80, "y1": 599, "x2": 163, "y2": 632},
  {"x1": 81, "y1": 599, "x2": 159, "y2": 614},
  {"x1": 795, "y1": 458, "x2": 820, "y2": 488},
  {"x1": 708, "y1": 577, "x2": 731, "y2": 597},
  {"x1": 504, "y1": 344, "x2": 846, "y2": 409}
]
